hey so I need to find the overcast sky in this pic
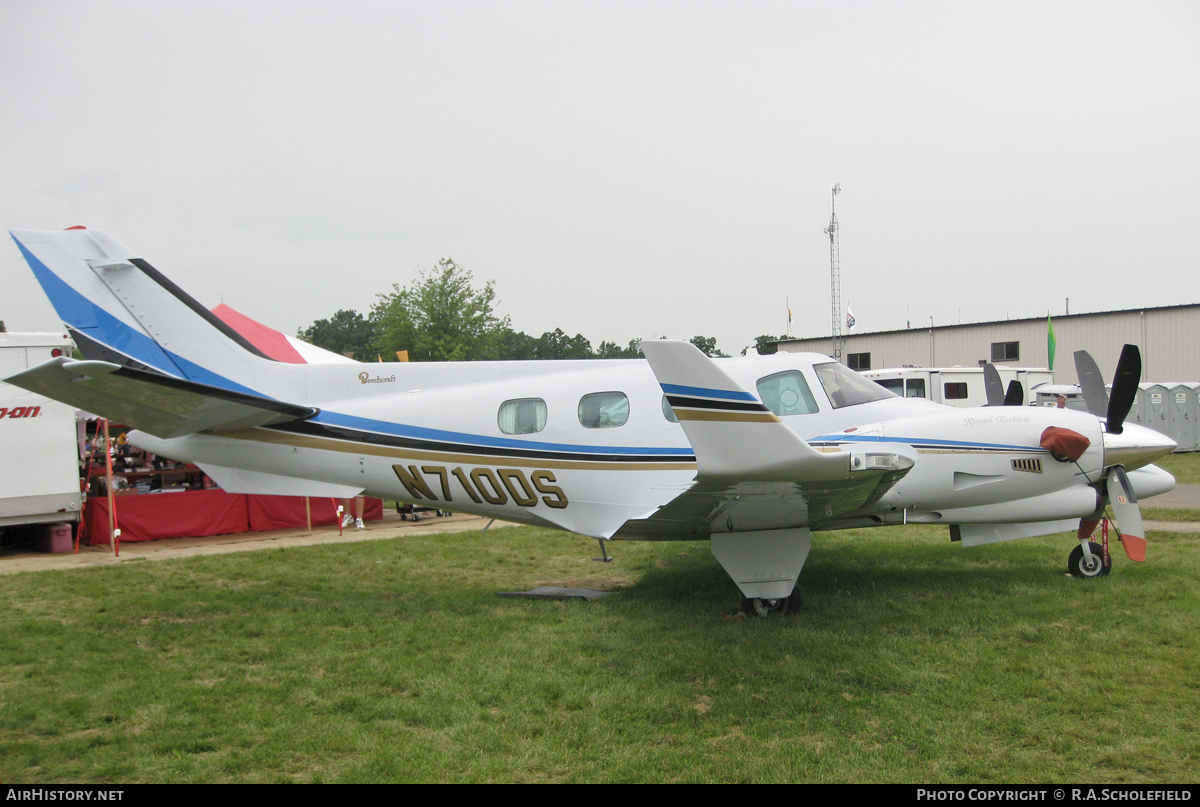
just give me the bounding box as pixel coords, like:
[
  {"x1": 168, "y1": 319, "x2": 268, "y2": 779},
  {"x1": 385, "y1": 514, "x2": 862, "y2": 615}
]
[{"x1": 2, "y1": 1, "x2": 1197, "y2": 357}]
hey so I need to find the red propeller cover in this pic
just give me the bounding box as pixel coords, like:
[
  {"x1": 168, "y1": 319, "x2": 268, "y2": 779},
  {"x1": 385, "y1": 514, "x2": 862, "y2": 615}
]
[{"x1": 1040, "y1": 427, "x2": 1090, "y2": 462}]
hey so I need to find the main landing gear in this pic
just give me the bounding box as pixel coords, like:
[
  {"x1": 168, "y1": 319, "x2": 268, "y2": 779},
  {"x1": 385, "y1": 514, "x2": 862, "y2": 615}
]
[
  {"x1": 741, "y1": 584, "x2": 803, "y2": 618},
  {"x1": 1068, "y1": 541, "x2": 1112, "y2": 578},
  {"x1": 712, "y1": 527, "x2": 812, "y2": 619}
]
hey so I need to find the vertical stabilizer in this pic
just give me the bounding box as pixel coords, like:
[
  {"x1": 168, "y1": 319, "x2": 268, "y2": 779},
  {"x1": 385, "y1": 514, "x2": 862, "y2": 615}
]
[{"x1": 11, "y1": 229, "x2": 302, "y2": 401}]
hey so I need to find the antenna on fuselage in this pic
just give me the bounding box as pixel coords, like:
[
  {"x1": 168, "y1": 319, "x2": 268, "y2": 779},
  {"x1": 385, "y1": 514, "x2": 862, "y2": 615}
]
[{"x1": 824, "y1": 184, "x2": 843, "y2": 360}]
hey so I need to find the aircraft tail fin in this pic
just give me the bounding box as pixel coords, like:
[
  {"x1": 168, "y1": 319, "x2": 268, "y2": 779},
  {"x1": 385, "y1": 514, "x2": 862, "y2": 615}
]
[{"x1": 10, "y1": 228, "x2": 302, "y2": 401}]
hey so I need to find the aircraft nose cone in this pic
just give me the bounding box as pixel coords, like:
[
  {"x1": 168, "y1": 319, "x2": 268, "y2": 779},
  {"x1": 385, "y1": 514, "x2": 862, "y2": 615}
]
[{"x1": 1103, "y1": 423, "x2": 1176, "y2": 470}]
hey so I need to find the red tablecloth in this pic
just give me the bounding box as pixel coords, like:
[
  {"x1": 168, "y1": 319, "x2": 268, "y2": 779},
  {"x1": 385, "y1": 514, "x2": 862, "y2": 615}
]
[
  {"x1": 247, "y1": 495, "x2": 383, "y2": 531},
  {"x1": 84, "y1": 492, "x2": 383, "y2": 545}
]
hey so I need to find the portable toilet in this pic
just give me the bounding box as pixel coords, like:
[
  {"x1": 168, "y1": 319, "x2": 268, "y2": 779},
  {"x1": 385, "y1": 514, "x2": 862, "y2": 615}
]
[
  {"x1": 1128, "y1": 382, "x2": 1159, "y2": 429},
  {"x1": 1167, "y1": 382, "x2": 1200, "y2": 452},
  {"x1": 1128, "y1": 383, "x2": 1143, "y2": 426},
  {"x1": 1140, "y1": 383, "x2": 1171, "y2": 439}
]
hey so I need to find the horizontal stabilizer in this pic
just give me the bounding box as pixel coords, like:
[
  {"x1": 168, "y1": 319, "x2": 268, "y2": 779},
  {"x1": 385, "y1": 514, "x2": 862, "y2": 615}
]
[
  {"x1": 5, "y1": 357, "x2": 317, "y2": 439},
  {"x1": 197, "y1": 464, "x2": 364, "y2": 498},
  {"x1": 639, "y1": 340, "x2": 848, "y2": 482}
]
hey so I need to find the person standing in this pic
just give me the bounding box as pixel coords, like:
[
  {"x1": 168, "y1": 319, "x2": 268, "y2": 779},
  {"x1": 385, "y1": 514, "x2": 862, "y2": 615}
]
[{"x1": 340, "y1": 496, "x2": 366, "y2": 529}]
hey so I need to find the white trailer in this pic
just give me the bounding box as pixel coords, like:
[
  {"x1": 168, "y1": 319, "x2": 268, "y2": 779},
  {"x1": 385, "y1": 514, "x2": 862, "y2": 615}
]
[
  {"x1": 0, "y1": 332, "x2": 82, "y2": 531},
  {"x1": 1033, "y1": 384, "x2": 1089, "y2": 411},
  {"x1": 863, "y1": 366, "x2": 1054, "y2": 407}
]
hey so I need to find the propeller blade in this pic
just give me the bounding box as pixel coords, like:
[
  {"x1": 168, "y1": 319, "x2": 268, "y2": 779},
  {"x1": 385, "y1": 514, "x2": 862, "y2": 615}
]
[
  {"x1": 1107, "y1": 465, "x2": 1147, "y2": 562},
  {"x1": 1106, "y1": 345, "x2": 1141, "y2": 435},
  {"x1": 1003, "y1": 379, "x2": 1024, "y2": 407},
  {"x1": 1074, "y1": 349, "x2": 1109, "y2": 417},
  {"x1": 983, "y1": 364, "x2": 1005, "y2": 407}
]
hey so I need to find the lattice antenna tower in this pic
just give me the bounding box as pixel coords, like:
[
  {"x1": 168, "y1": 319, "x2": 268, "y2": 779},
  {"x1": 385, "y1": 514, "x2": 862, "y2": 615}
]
[{"x1": 824, "y1": 184, "x2": 843, "y2": 360}]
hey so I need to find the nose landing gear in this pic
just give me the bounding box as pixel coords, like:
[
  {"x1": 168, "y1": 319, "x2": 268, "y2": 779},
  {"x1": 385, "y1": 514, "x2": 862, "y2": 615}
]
[{"x1": 1068, "y1": 541, "x2": 1111, "y2": 578}]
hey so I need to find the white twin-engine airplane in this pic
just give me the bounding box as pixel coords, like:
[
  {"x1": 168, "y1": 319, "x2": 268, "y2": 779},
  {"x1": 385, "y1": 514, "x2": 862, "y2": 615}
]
[{"x1": 6, "y1": 228, "x2": 1179, "y2": 616}]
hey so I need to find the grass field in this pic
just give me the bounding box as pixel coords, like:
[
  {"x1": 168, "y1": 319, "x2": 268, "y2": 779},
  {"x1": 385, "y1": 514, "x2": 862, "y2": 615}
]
[
  {"x1": 1151, "y1": 452, "x2": 1200, "y2": 485},
  {"x1": 2, "y1": 512, "x2": 1198, "y2": 783}
]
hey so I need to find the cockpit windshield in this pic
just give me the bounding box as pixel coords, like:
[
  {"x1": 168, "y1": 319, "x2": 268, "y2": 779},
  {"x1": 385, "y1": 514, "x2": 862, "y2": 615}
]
[{"x1": 813, "y1": 362, "x2": 897, "y2": 409}]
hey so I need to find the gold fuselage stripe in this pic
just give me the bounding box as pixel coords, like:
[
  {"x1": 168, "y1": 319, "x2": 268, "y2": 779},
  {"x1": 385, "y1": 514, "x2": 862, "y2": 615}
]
[
  {"x1": 674, "y1": 410, "x2": 780, "y2": 423},
  {"x1": 212, "y1": 428, "x2": 698, "y2": 471}
]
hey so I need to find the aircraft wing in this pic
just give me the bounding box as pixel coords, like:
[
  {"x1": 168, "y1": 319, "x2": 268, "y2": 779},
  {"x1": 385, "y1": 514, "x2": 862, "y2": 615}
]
[
  {"x1": 618, "y1": 340, "x2": 913, "y2": 540},
  {"x1": 5, "y1": 357, "x2": 317, "y2": 439},
  {"x1": 610, "y1": 474, "x2": 901, "y2": 540}
]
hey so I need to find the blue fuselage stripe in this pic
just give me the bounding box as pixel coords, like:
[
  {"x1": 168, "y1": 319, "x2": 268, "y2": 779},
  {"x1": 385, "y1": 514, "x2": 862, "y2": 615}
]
[
  {"x1": 659, "y1": 383, "x2": 757, "y2": 402},
  {"x1": 311, "y1": 410, "x2": 694, "y2": 457},
  {"x1": 812, "y1": 433, "x2": 1039, "y2": 452}
]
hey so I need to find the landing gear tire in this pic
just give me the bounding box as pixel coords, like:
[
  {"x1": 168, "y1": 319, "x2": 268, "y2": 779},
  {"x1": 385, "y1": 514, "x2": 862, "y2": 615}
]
[
  {"x1": 1068, "y1": 542, "x2": 1111, "y2": 578},
  {"x1": 742, "y1": 585, "x2": 803, "y2": 617}
]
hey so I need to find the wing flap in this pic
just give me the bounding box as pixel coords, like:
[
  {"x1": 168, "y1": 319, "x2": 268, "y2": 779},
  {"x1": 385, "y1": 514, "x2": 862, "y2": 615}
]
[{"x1": 5, "y1": 357, "x2": 317, "y2": 438}]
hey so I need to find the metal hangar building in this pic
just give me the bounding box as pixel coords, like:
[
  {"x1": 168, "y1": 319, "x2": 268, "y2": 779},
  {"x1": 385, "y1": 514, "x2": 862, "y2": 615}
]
[{"x1": 767, "y1": 304, "x2": 1200, "y2": 386}]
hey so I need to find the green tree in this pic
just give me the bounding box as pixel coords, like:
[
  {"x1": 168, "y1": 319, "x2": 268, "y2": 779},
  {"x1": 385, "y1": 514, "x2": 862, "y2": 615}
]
[
  {"x1": 371, "y1": 258, "x2": 509, "y2": 361},
  {"x1": 369, "y1": 293, "x2": 419, "y2": 361},
  {"x1": 496, "y1": 328, "x2": 538, "y2": 360},
  {"x1": 297, "y1": 309, "x2": 376, "y2": 360},
  {"x1": 595, "y1": 339, "x2": 642, "y2": 359},
  {"x1": 689, "y1": 335, "x2": 729, "y2": 358},
  {"x1": 747, "y1": 335, "x2": 781, "y2": 356},
  {"x1": 534, "y1": 328, "x2": 593, "y2": 360}
]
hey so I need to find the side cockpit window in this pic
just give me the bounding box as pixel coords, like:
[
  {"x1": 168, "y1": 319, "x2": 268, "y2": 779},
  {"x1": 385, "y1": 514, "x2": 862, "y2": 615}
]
[
  {"x1": 498, "y1": 398, "x2": 547, "y2": 435},
  {"x1": 813, "y1": 362, "x2": 896, "y2": 408},
  {"x1": 756, "y1": 371, "x2": 820, "y2": 416}
]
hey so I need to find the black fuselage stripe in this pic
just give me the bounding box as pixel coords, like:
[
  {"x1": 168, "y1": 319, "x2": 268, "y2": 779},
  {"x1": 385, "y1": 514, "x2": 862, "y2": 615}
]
[
  {"x1": 665, "y1": 395, "x2": 769, "y2": 412},
  {"x1": 267, "y1": 420, "x2": 695, "y2": 464}
]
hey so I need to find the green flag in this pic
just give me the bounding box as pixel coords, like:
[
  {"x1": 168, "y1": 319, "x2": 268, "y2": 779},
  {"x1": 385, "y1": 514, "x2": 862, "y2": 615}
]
[{"x1": 1047, "y1": 315, "x2": 1056, "y2": 371}]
